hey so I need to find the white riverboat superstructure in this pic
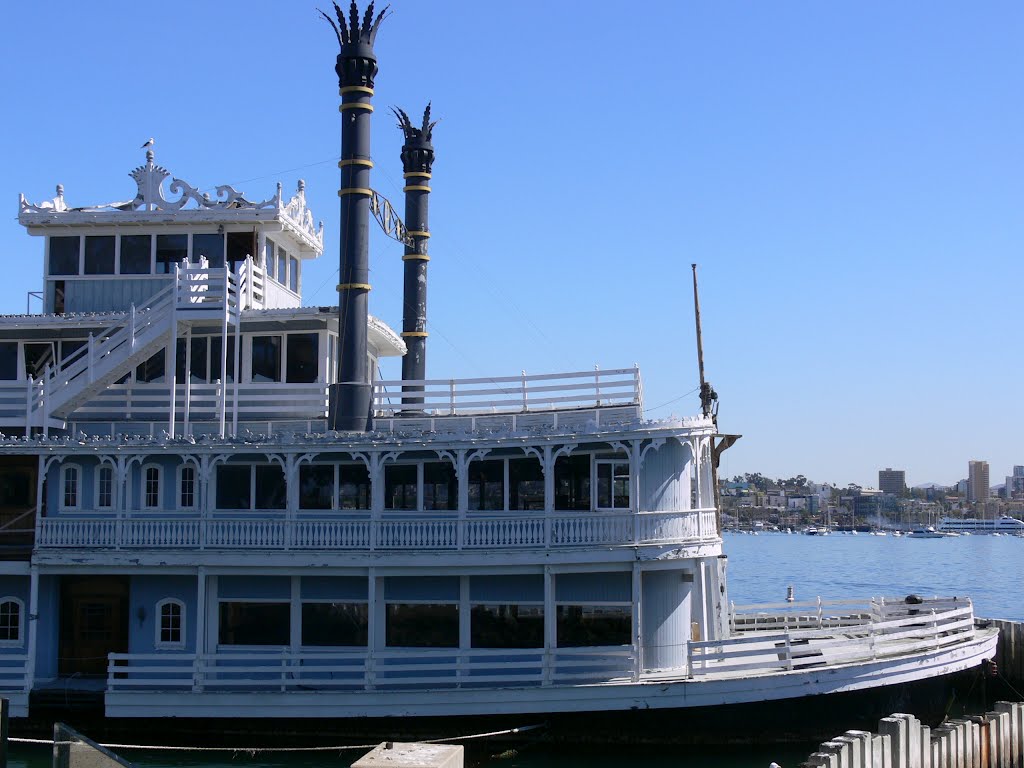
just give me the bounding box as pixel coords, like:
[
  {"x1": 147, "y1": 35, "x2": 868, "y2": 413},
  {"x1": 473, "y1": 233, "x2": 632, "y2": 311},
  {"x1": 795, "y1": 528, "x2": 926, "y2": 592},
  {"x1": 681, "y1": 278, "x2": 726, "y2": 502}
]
[
  {"x1": 0, "y1": 3, "x2": 997, "y2": 739},
  {"x1": 938, "y1": 516, "x2": 1024, "y2": 535}
]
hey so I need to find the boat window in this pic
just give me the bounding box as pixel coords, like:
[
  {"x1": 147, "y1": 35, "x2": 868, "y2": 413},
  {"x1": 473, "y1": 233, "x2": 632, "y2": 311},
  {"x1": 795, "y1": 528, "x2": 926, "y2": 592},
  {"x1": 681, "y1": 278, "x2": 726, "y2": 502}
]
[
  {"x1": 60, "y1": 340, "x2": 85, "y2": 364},
  {"x1": 120, "y1": 234, "x2": 152, "y2": 274},
  {"x1": 48, "y1": 236, "x2": 80, "y2": 275},
  {"x1": 509, "y1": 458, "x2": 544, "y2": 510},
  {"x1": 385, "y1": 464, "x2": 417, "y2": 510},
  {"x1": 135, "y1": 350, "x2": 165, "y2": 383},
  {"x1": 264, "y1": 239, "x2": 276, "y2": 280},
  {"x1": 215, "y1": 465, "x2": 251, "y2": 510},
  {"x1": 286, "y1": 334, "x2": 319, "y2": 384},
  {"x1": 423, "y1": 462, "x2": 457, "y2": 511},
  {"x1": 0, "y1": 598, "x2": 23, "y2": 644},
  {"x1": 218, "y1": 602, "x2": 289, "y2": 646},
  {"x1": 301, "y1": 602, "x2": 368, "y2": 647},
  {"x1": 227, "y1": 231, "x2": 254, "y2": 272},
  {"x1": 209, "y1": 336, "x2": 236, "y2": 383},
  {"x1": 251, "y1": 336, "x2": 281, "y2": 382},
  {"x1": 155, "y1": 234, "x2": 188, "y2": 274},
  {"x1": 277, "y1": 246, "x2": 287, "y2": 283},
  {"x1": 179, "y1": 465, "x2": 196, "y2": 509},
  {"x1": 554, "y1": 454, "x2": 591, "y2": 511},
  {"x1": 84, "y1": 235, "x2": 115, "y2": 274},
  {"x1": 289, "y1": 256, "x2": 299, "y2": 293},
  {"x1": 555, "y1": 605, "x2": 631, "y2": 647},
  {"x1": 23, "y1": 343, "x2": 55, "y2": 380},
  {"x1": 299, "y1": 465, "x2": 334, "y2": 510},
  {"x1": 596, "y1": 460, "x2": 631, "y2": 510},
  {"x1": 175, "y1": 337, "x2": 210, "y2": 383},
  {"x1": 471, "y1": 604, "x2": 544, "y2": 649},
  {"x1": 96, "y1": 465, "x2": 113, "y2": 509},
  {"x1": 468, "y1": 460, "x2": 503, "y2": 511},
  {"x1": 0, "y1": 343, "x2": 17, "y2": 380},
  {"x1": 385, "y1": 604, "x2": 458, "y2": 648},
  {"x1": 61, "y1": 464, "x2": 80, "y2": 510},
  {"x1": 143, "y1": 465, "x2": 161, "y2": 509},
  {"x1": 338, "y1": 464, "x2": 371, "y2": 510},
  {"x1": 192, "y1": 233, "x2": 224, "y2": 268},
  {"x1": 254, "y1": 465, "x2": 286, "y2": 510},
  {"x1": 156, "y1": 598, "x2": 185, "y2": 649},
  {"x1": 0, "y1": 467, "x2": 33, "y2": 508}
]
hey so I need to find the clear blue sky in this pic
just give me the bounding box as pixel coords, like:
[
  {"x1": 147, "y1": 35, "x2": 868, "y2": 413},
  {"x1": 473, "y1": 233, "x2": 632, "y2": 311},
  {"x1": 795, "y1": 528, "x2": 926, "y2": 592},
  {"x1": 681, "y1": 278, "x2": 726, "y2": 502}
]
[{"x1": 1, "y1": 2, "x2": 1020, "y2": 488}]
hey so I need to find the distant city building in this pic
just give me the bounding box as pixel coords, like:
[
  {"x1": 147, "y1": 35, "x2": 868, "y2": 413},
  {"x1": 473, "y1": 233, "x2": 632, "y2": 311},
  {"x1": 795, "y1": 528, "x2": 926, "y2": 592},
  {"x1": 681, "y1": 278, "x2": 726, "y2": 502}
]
[
  {"x1": 878, "y1": 468, "x2": 906, "y2": 495},
  {"x1": 967, "y1": 460, "x2": 990, "y2": 504},
  {"x1": 1006, "y1": 466, "x2": 1024, "y2": 500}
]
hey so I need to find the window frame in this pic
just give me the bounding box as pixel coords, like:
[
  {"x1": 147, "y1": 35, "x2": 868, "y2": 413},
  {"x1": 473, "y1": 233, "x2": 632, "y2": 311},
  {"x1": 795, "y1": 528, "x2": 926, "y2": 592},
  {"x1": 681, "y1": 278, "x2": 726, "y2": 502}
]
[
  {"x1": 178, "y1": 463, "x2": 197, "y2": 510},
  {"x1": 155, "y1": 597, "x2": 186, "y2": 650},
  {"x1": 213, "y1": 463, "x2": 286, "y2": 511},
  {"x1": 95, "y1": 463, "x2": 114, "y2": 510},
  {"x1": 0, "y1": 597, "x2": 25, "y2": 646},
  {"x1": 60, "y1": 463, "x2": 82, "y2": 511},
  {"x1": 595, "y1": 458, "x2": 632, "y2": 511},
  {"x1": 141, "y1": 463, "x2": 162, "y2": 510}
]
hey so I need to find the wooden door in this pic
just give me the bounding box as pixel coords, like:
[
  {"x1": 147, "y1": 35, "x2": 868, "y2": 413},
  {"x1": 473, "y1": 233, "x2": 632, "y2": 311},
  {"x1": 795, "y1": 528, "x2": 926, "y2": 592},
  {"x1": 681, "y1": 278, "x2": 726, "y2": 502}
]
[{"x1": 59, "y1": 576, "x2": 129, "y2": 677}]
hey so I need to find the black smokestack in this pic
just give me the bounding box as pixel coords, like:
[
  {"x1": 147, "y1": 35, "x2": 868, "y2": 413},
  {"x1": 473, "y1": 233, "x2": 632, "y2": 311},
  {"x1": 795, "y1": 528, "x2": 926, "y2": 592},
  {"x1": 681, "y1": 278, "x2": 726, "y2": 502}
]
[
  {"x1": 393, "y1": 105, "x2": 436, "y2": 407},
  {"x1": 321, "y1": 1, "x2": 386, "y2": 432}
]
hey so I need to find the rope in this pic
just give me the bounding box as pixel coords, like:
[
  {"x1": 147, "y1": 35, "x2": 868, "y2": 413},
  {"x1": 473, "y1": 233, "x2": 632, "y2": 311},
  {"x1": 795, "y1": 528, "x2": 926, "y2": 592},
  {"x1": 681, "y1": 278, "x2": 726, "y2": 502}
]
[{"x1": 9, "y1": 723, "x2": 545, "y2": 753}]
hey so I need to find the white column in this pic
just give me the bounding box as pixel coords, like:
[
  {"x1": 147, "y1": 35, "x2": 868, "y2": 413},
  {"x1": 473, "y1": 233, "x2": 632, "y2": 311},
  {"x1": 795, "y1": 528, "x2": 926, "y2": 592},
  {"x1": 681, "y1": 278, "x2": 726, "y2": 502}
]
[
  {"x1": 182, "y1": 327, "x2": 192, "y2": 436},
  {"x1": 543, "y1": 566, "x2": 555, "y2": 686},
  {"x1": 25, "y1": 566, "x2": 39, "y2": 691},
  {"x1": 631, "y1": 562, "x2": 641, "y2": 681}
]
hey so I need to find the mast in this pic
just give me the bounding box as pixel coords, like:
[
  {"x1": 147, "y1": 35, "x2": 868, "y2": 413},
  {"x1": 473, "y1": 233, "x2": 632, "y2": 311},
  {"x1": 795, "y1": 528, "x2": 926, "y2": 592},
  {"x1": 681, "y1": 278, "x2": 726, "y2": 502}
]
[
  {"x1": 322, "y1": 1, "x2": 387, "y2": 432},
  {"x1": 691, "y1": 264, "x2": 716, "y2": 420}
]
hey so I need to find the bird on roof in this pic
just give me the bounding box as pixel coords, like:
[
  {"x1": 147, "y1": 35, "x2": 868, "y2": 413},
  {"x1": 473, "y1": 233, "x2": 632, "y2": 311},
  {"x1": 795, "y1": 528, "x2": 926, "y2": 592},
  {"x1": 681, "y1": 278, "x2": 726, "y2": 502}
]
[{"x1": 140, "y1": 138, "x2": 154, "y2": 149}]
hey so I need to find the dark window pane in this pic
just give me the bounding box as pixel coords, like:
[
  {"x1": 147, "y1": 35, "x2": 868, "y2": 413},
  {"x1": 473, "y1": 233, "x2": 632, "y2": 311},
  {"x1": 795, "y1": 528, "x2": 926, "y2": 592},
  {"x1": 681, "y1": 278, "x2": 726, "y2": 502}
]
[
  {"x1": 0, "y1": 469, "x2": 32, "y2": 507},
  {"x1": 510, "y1": 458, "x2": 545, "y2": 510},
  {"x1": 215, "y1": 465, "x2": 251, "y2": 510},
  {"x1": 468, "y1": 460, "x2": 503, "y2": 511},
  {"x1": 193, "y1": 233, "x2": 224, "y2": 268},
  {"x1": 218, "y1": 602, "x2": 289, "y2": 645},
  {"x1": 60, "y1": 340, "x2": 85, "y2": 364},
  {"x1": 386, "y1": 604, "x2": 458, "y2": 647},
  {"x1": 48, "y1": 237, "x2": 79, "y2": 276},
  {"x1": 210, "y1": 336, "x2": 236, "y2": 383},
  {"x1": 277, "y1": 247, "x2": 287, "y2": 283},
  {"x1": 339, "y1": 464, "x2": 371, "y2": 510},
  {"x1": 156, "y1": 234, "x2": 188, "y2": 274},
  {"x1": 251, "y1": 336, "x2": 281, "y2": 382},
  {"x1": 120, "y1": 234, "x2": 152, "y2": 274},
  {"x1": 0, "y1": 343, "x2": 17, "y2": 380},
  {"x1": 423, "y1": 462, "x2": 457, "y2": 511},
  {"x1": 299, "y1": 465, "x2": 334, "y2": 510},
  {"x1": 227, "y1": 231, "x2": 254, "y2": 272},
  {"x1": 302, "y1": 603, "x2": 368, "y2": 647},
  {"x1": 255, "y1": 465, "x2": 286, "y2": 510},
  {"x1": 175, "y1": 337, "x2": 209, "y2": 382},
  {"x1": 471, "y1": 604, "x2": 544, "y2": 648},
  {"x1": 135, "y1": 350, "x2": 165, "y2": 383},
  {"x1": 24, "y1": 344, "x2": 55, "y2": 379},
  {"x1": 265, "y1": 239, "x2": 276, "y2": 279},
  {"x1": 286, "y1": 334, "x2": 318, "y2": 383},
  {"x1": 556, "y1": 605, "x2": 631, "y2": 647},
  {"x1": 385, "y1": 465, "x2": 417, "y2": 510},
  {"x1": 289, "y1": 257, "x2": 299, "y2": 292},
  {"x1": 84, "y1": 235, "x2": 115, "y2": 274},
  {"x1": 554, "y1": 454, "x2": 591, "y2": 511}
]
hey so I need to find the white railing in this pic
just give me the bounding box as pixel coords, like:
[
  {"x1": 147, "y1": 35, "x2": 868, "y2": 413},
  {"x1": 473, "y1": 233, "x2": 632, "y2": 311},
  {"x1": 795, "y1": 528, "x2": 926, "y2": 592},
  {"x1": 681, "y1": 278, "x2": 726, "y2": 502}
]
[
  {"x1": 107, "y1": 645, "x2": 636, "y2": 693},
  {"x1": 693, "y1": 597, "x2": 976, "y2": 677},
  {"x1": 0, "y1": 654, "x2": 30, "y2": 692},
  {"x1": 374, "y1": 367, "x2": 643, "y2": 417},
  {"x1": 37, "y1": 509, "x2": 716, "y2": 551}
]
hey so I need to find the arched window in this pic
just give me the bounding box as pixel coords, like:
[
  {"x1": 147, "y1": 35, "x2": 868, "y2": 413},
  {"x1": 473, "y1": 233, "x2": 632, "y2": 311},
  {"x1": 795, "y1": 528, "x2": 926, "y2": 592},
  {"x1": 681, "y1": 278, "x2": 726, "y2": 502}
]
[
  {"x1": 178, "y1": 464, "x2": 197, "y2": 510},
  {"x1": 155, "y1": 598, "x2": 185, "y2": 649},
  {"x1": 0, "y1": 598, "x2": 24, "y2": 645},
  {"x1": 60, "y1": 464, "x2": 81, "y2": 510},
  {"x1": 142, "y1": 464, "x2": 162, "y2": 510}
]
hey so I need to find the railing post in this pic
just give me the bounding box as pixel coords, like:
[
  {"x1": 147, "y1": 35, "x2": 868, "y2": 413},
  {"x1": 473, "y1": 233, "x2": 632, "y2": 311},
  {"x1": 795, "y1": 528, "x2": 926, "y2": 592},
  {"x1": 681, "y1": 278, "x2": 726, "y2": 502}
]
[
  {"x1": 87, "y1": 333, "x2": 95, "y2": 383},
  {"x1": 595, "y1": 364, "x2": 601, "y2": 406},
  {"x1": 192, "y1": 654, "x2": 204, "y2": 692},
  {"x1": 41, "y1": 368, "x2": 49, "y2": 438},
  {"x1": 128, "y1": 305, "x2": 136, "y2": 352},
  {"x1": 521, "y1": 370, "x2": 528, "y2": 411},
  {"x1": 449, "y1": 379, "x2": 456, "y2": 415}
]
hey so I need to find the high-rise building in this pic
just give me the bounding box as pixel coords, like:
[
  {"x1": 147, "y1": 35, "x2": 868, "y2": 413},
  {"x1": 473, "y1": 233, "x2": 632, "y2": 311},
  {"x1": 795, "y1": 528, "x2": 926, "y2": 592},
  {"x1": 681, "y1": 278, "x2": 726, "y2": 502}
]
[
  {"x1": 967, "y1": 460, "x2": 990, "y2": 504},
  {"x1": 1006, "y1": 466, "x2": 1024, "y2": 500},
  {"x1": 878, "y1": 468, "x2": 906, "y2": 495}
]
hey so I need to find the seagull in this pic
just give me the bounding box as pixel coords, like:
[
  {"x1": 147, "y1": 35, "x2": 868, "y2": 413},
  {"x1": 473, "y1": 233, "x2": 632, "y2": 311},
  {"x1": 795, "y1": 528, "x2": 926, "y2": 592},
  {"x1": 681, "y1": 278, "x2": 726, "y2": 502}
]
[{"x1": 141, "y1": 138, "x2": 154, "y2": 149}]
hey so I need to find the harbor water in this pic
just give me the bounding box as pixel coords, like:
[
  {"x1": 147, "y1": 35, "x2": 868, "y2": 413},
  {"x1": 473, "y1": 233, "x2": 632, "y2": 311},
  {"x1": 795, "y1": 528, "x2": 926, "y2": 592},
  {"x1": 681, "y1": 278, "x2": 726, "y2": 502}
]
[{"x1": 8, "y1": 531, "x2": 1022, "y2": 768}]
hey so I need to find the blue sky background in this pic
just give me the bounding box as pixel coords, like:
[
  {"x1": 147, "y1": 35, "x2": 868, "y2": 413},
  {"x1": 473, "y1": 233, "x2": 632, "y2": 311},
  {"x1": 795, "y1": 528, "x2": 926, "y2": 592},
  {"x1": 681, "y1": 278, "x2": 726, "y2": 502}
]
[{"x1": 0, "y1": 2, "x2": 1020, "y2": 488}]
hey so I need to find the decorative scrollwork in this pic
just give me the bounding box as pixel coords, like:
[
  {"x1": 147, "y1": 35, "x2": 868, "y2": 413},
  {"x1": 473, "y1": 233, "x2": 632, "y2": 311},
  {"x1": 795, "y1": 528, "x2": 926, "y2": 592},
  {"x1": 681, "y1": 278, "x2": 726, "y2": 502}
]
[
  {"x1": 128, "y1": 151, "x2": 277, "y2": 212},
  {"x1": 369, "y1": 190, "x2": 414, "y2": 247}
]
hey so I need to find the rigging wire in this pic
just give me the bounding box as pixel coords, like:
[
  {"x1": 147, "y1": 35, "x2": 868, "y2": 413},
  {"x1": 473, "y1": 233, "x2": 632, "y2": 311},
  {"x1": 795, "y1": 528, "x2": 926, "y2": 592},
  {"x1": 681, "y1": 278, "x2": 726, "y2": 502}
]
[{"x1": 643, "y1": 385, "x2": 700, "y2": 414}]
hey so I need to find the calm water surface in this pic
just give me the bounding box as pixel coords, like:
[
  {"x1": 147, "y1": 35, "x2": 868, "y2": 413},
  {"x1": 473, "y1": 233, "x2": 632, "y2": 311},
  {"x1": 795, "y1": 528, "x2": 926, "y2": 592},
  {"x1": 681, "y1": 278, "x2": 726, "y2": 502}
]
[{"x1": 9, "y1": 533, "x2": 1021, "y2": 768}]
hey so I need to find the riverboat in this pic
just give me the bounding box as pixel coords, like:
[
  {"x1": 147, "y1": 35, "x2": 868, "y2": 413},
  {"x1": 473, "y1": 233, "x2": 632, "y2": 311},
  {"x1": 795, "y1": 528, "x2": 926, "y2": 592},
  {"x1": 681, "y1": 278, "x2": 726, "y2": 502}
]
[
  {"x1": 938, "y1": 516, "x2": 1024, "y2": 535},
  {"x1": 0, "y1": 0, "x2": 997, "y2": 744}
]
